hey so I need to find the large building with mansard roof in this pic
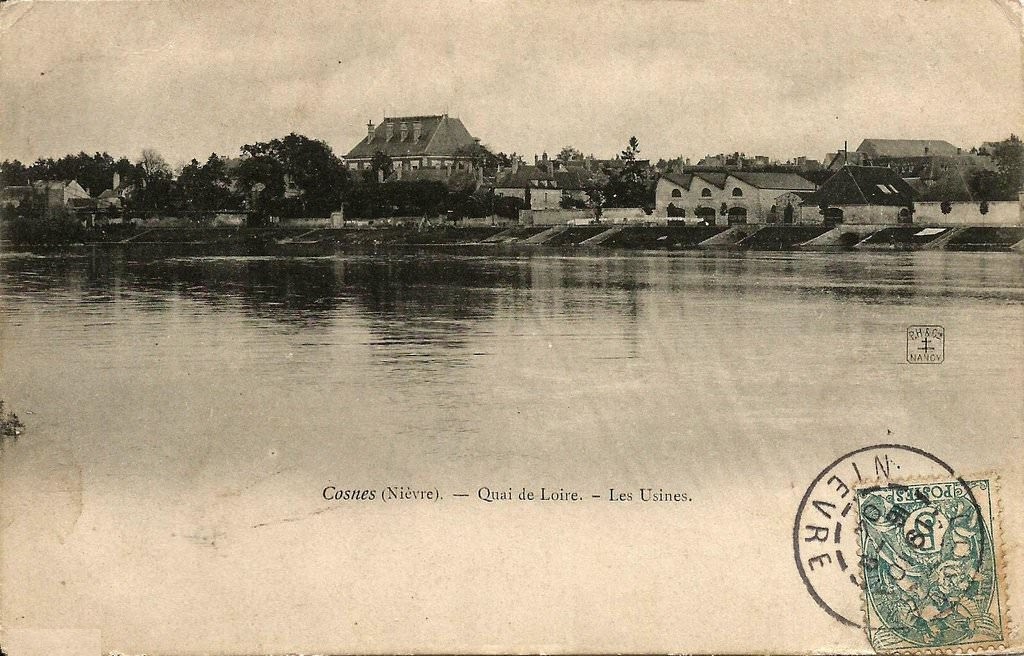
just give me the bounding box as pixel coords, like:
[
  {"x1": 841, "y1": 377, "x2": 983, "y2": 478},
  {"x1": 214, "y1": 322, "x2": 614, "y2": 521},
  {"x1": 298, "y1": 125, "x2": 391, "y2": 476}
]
[{"x1": 343, "y1": 114, "x2": 482, "y2": 174}]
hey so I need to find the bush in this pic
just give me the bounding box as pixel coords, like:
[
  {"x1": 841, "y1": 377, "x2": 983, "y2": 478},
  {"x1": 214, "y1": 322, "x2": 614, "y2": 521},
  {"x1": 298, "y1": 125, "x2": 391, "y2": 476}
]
[
  {"x1": 8, "y1": 212, "x2": 85, "y2": 245},
  {"x1": 0, "y1": 400, "x2": 24, "y2": 437}
]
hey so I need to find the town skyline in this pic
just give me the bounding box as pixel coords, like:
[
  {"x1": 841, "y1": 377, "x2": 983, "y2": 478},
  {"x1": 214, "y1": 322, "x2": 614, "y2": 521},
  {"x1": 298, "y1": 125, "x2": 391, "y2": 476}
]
[{"x1": 2, "y1": 1, "x2": 1021, "y2": 168}]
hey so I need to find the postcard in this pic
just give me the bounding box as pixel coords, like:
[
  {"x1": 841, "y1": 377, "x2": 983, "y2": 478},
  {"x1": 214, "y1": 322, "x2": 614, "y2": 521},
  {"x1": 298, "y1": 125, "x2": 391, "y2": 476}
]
[{"x1": 1, "y1": 1, "x2": 1021, "y2": 654}]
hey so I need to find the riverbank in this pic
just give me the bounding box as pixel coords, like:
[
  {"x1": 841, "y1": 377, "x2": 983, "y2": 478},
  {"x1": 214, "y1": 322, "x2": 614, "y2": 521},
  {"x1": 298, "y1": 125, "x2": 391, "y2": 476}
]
[{"x1": 4, "y1": 223, "x2": 1024, "y2": 252}]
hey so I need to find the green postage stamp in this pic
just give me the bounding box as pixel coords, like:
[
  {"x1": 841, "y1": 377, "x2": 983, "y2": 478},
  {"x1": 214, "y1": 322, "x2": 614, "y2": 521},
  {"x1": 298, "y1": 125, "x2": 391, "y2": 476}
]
[{"x1": 855, "y1": 478, "x2": 1007, "y2": 653}]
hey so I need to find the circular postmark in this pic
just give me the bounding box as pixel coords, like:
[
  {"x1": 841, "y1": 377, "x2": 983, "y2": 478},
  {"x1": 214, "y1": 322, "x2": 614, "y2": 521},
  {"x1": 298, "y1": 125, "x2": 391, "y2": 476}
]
[{"x1": 793, "y1": 444, "x2": 955, "y2": 627}]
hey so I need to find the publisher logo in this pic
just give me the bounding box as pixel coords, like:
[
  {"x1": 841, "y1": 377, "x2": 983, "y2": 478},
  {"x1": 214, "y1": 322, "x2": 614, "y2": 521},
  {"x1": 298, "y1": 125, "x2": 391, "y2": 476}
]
[{"x1": 907, "y1": 325, "x2": 944, "y2": 364}]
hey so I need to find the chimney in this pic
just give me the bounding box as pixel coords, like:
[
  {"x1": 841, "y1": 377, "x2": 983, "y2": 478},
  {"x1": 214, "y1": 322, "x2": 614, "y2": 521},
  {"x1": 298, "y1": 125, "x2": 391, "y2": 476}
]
[
  {"x1": 113, "y1": 172, "x2": 120, "y2": 190},
  {"x1": 546, "y1": 160, "x2": 554, "y2": 177},
  {"x1": 512, "y1": 159, "x2": 519, "y2": 175},
  {"x1": 413, "y1": 121, "x2": 422, "y2": 142},
  {"x1": 534, "y1": 154, "x2": 539, "y2": 165},
  {"x1": 400, "y1": 122, "x2": 409, "y2": 141},
  {"x1": 385, "y1": 121, "x2": 394, "y2": 142},
  {"x1": 367, "y1": 121, "x2": 375, "y2": 141}
]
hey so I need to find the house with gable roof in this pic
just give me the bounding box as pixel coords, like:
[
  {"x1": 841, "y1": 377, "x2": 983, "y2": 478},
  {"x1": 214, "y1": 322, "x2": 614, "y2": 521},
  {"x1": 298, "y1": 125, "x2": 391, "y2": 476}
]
[
  {"x1": 655, "y1": 170, "x2": 815, "y2": 225},
  {"x1": 494, "y1": 158, "x2": 600, "y2": 210},
  {"x1": 344, "y1": 114, "x2": 482, "y2": 175},
  {"x1": 799, "y1": 165, "x2": 918, "y2": 224}
]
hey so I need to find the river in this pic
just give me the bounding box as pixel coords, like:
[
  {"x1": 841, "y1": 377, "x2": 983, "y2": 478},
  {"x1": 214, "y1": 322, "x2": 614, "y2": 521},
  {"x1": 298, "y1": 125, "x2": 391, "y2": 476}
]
[{"x1": 2, "y1": 246, "x2": 1022, "y2": 653}]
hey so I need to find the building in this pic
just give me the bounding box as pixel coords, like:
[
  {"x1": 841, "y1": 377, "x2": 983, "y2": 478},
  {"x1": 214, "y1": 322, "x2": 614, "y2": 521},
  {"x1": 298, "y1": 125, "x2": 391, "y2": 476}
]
[
  {"x1": 494, "y1": 159, "x2": 598, "y2": 210},
  {"x1": 344, "y1": 114, "x2": 481, "y2": 174},
  {"x1": 800, "y1": 165, "x2": 918, "y2": 224},
  {"x1": 384, "y1": 166, "x2": 482, "y2": 193},
  {"x1": 27, "y1": 180, "x2": 91, "y2": 219},
  {"x1": 654, "y1": 170, "x2": 816, "y2": 225},
  {"x1": 856, "y1": 139, "x2": 961, "y2": 159}
]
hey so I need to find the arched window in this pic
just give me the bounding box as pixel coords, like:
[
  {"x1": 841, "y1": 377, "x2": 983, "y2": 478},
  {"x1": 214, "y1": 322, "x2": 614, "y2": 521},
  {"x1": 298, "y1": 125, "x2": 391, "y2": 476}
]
[
  {"x1": 701, "y1": 188, "x2": 712, "y2": 197},
  {"x1": 732, "y1": 187, "x2": 743, "y2": 197},
  {"x1": 671, "y1": 188, "x2": 682, "y2": 198}
]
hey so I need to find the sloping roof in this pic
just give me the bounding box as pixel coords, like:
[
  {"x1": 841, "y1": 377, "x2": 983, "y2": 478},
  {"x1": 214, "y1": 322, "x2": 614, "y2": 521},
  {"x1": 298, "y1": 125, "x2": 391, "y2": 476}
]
[
  {"x1": 660, "y1": 172, "x2": 694, "y2": 189},
  {"x1": 802, "y1": 166, "x2": 918, "y2": 206},
  {"x1": 345, "y1": 115, "x2": 478, "y2": 160},
  {"x1": 856, "y1": 139, "x2": 960, "y2": 158},
  {"x1": 495, "y1": 165, "x2": 598, "y2": 191},
  {"x1": 495, "y1": 165, "x2": 551, "y2": 189},
  {"x1": 691, "y1": 171, "x2": 728, "y2": 189},
  {"x1": 729, "y1": 171, "x2": 815, "y2": 190}
]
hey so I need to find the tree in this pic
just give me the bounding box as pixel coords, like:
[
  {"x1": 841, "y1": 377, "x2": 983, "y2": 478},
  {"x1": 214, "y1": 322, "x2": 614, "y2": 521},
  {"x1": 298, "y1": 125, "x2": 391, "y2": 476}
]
[
  {"x1": 178, "y1": 153, "x2": 241, "y2": 215},
  {"x1": 0, "y1": 159, "x2": 29, "y2": 186},
  {"x1": 603, "y1": 137, "x2": 651, "y2": 208},
  {"x1": 139, "y1": 148, "x2": 170, "y2": 179},
  {"x1": 621, "y1": 136, "x2": 640, "y2": 162},
  {"x1": 238, "y1": 133, "x2": 349, "y2": 218},
  {"x1": 992, "y1": 134, "x2": 1023, "y2": 194},
  {"x1": 967, "y1": 135, "x2": 1024, "y2": 201},
  {"x1": 969, "y1": 169, "x2": 1005, "y2": 201},
  {"x1": 370, "y1": 150, "x2": 394, "y2": 181},
  {"x1": 557, "y1": 146, "x2": 583, "y2": 163}
]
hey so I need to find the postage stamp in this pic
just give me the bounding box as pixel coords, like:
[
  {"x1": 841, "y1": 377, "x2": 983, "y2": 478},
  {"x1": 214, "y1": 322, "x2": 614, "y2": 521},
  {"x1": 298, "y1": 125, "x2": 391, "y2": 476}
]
[{"x1": 855, "y1": 477, "x2": 1006, "y2": 653}]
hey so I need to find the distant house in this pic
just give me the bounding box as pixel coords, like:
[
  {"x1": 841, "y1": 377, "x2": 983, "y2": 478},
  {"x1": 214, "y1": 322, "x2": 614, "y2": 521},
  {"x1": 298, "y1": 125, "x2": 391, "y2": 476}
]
[
  {"x1": 856, "y1": 139, "x2": 961, "y2": 159},
  {"x1": 344, "y1": 114, "x2": 482, "y2": 174},
  {"x1": 0, "y1": 185, "x2": 33, "y2": 210},
  {"x1": 655, "y1": 170, "x2": 815, "y2": 225},
  {"x1": 30, "y1": 180, "x2": 91, "y2": 219},
  {"x1": 494, "y1": 161, "x2": 598, "y2": 210},
  {"x1": 800, "y1": 165, "x2": 918, "y2": 224}
]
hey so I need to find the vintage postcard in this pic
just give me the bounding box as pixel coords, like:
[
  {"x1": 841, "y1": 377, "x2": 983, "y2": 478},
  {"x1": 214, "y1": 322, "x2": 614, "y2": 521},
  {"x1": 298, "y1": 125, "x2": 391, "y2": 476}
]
[{"x1": 1, "y1": 1, "x2": 1021, "y2": 654}]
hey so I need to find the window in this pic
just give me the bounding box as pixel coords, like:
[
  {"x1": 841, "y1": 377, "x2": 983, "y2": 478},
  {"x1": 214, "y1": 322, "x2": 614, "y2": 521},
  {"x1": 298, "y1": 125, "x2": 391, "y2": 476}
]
[
  {"x1": 701, "y1": 188, "x2": 712, "y2": 197},
  {"x1": 876, "y1": 184, "x2": 892, "y2": 194},
  {"x1": 671, "y1": 188, "x2": 682, "y2": 198},
  {"x1": 732, "y1": 187, "x2": 743, "y2": 197}
]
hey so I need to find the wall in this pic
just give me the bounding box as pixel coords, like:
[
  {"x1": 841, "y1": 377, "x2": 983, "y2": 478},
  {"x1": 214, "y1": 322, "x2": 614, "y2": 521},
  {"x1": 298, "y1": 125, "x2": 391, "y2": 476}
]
[
  {"x1": 519, "y1": 207, "x2": 658, "y2": 226},
  {"x1": 792, "y1": 201, "x2": 1021, "y2": 226},
  {"x1": 278, "y1": 217, "x2": 333, "y2": 228},
  {"x1": 494, "y1": 187, "x2": 527, "y2": 202},
  {"x1": 519, "y1": 208, "x2": 597, "y2": 226},
  {"x1": 913, "y1": 200, "x2": 1020, "y2": 226}
]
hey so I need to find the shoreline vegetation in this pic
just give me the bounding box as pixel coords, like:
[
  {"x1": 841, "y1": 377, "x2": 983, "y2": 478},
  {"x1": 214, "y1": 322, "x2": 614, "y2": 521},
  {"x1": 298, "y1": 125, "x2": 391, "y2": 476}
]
[
  {"x1": 0, "y1": 400, "x2": 25, "y2": 438},
  {"x1": 2, "y1": 222, "x2": 1023, "y2": 253}
]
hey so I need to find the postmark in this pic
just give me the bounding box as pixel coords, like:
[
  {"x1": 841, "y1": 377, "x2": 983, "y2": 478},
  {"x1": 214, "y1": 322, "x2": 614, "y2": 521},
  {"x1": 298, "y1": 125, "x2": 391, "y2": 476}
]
[
  {"x1": 907, "y1": 325, "x2": 944, "y2": 364},
  {"x1": 794, "y1": 445, "x2": 957, "y2": 627},
  {"x1": 855, "y1": 477, "x2": 1006, "y2": 653}
]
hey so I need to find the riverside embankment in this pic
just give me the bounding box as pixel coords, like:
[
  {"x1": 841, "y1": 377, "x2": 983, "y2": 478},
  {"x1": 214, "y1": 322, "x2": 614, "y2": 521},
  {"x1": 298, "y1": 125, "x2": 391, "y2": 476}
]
[{"x1": 4, "y1": 223, "x2": 1024, "y2": 253}]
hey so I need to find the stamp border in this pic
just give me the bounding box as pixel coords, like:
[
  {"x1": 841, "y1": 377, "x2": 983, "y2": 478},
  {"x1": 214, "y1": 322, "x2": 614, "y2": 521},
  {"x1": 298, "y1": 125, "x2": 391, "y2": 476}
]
[{"x1": 852, "y1": 473, "x2": 1014, "y2": 654}]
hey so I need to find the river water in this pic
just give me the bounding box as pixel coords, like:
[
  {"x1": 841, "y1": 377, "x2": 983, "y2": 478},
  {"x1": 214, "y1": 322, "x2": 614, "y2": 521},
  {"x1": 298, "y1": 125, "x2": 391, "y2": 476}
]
[{"x1": 1, "y1": 246, "x2": 1022, "y2": 653}]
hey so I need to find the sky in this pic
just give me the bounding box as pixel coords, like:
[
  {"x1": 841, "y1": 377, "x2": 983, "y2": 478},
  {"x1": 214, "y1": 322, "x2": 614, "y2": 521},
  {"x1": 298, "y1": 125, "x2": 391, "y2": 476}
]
[{"x1": 1, "y1": 0, "x2": 1021, "y2": 169}]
